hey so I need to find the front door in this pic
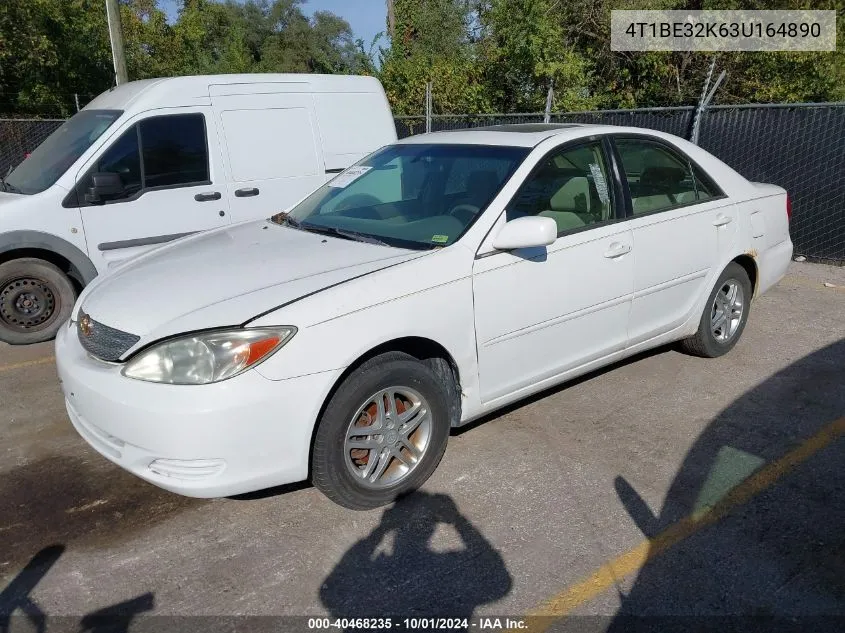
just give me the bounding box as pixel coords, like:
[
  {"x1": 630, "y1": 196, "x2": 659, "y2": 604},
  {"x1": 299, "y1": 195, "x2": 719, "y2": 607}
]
[
  {"x1": 75, "y1": 107, "x2": 230, "y2": 272},
  {"x1": 472, "y1": 140, "x2": 634, "y2": 404}
]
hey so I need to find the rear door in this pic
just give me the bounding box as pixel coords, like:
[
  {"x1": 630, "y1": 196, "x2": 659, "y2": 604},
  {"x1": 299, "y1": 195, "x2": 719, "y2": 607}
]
[
  {"x1": 75, "y1": 107, "x2": 230, "y2": 271},
  {"x1": 211, "y1": 90, "x2": 326, "y2": 222},
  {"x1": 612, "y1": 136, "x2": 733, "y2": 347}
]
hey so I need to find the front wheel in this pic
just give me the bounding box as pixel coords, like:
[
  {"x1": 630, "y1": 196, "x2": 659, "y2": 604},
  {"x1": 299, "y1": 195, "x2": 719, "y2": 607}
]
[
  {"x1": 681, "y1": 262, "x2": 752, "y2": 358},
  {"x1": 311, "y1": 352, "x2": 451, "y2": 509},
  {"x1": 0, "y1": 258, "x2": 77, "y2": 345}
]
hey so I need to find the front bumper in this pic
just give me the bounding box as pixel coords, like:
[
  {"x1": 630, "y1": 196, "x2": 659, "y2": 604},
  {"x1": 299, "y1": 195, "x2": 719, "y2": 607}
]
[{"x1": 55, "y1": 322, "x2": 338, "y2": 498}]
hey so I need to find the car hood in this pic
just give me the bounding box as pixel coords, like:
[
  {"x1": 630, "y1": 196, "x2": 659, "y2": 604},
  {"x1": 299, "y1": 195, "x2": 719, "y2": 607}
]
[
  {"x1": 80, "y1": 220, "x2": 425, "y2": 343},
  {"x1": 0, "y1": 191, "x2": 25, "y2": 207}
]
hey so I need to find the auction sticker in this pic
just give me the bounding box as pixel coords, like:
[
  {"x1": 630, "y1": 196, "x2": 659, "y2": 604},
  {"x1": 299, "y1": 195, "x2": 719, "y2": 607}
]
[{"x1": 329, "y1": 166, "x2": 372, "y2": 188}]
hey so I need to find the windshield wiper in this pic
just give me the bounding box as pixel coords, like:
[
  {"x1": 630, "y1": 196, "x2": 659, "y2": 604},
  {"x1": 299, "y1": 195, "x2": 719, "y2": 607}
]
[
  {"x1": 0, "y1": 180, "x2": 22, "y2": 194},
  {"x1": 299, "y1": 223, "x2": 392, "y2": 247}
]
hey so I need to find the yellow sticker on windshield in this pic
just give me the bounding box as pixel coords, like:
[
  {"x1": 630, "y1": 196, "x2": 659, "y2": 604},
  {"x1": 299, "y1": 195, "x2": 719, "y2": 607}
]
[{"x1": 431, "y1": 235, "x2": 449, "y2": 244}]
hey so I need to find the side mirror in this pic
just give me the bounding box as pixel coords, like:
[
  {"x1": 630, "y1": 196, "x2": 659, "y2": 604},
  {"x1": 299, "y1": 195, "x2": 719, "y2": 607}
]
[
  {"x1": 85, "y1": 172, "x2": 123, "y2": 204},
  {"x1": 492, "y1": 216, "x2": 557, "y2": 251}
]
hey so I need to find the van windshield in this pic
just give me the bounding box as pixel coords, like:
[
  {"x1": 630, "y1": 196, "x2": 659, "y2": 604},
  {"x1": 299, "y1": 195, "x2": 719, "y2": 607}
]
[
  {"x1": 274, "y1": 143, "x2": 529, "y2": 250},
  {"x1": 3, "y1": 110, "x2": 122, "y2": 195}
]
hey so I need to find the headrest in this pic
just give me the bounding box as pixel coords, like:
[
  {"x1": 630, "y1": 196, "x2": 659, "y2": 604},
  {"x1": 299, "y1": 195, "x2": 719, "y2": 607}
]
[{"x1": 640, "y1": 166, "x2": 685, "y2": 191}]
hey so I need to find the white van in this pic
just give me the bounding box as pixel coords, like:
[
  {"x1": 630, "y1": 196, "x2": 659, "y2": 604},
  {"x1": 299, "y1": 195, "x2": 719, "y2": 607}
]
[{"x1": 0, "y1": 73, "x2": 396, "y2": 344}]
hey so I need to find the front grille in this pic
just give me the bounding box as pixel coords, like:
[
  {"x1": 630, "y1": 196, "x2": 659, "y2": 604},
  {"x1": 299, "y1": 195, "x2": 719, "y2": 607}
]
[{"x1": 77, "y1": 311, "x2": 140, "y2": 362}]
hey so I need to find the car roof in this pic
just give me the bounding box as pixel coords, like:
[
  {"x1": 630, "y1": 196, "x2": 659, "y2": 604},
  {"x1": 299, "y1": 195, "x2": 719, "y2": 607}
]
[{"x1": 397, "y1": 123, "x2": 626, "y2": 148}]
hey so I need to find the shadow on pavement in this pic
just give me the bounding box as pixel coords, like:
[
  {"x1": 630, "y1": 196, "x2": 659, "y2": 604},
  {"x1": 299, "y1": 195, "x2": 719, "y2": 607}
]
[
  {"x1": 0, "y1": 544, "x2": 64, "y2": 633},
  {"x1": 596, "y1": 339, "x2": 845, "y2": 632},
  {"x1": 320, "y1": 491, "x2": 511, "y2": 621},
  {"x1": 0, "y1": 545, "x2": 153, "y2": 633}
]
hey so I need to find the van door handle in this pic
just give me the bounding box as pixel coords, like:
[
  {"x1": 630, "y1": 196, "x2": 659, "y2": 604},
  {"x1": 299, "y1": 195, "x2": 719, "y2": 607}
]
[
  {"x1": 194, "y1": 191, "x2": 221, "y2": 202},
  {"x1": 235, "y1": 187, "x2": 260, "y2": 198},
  {"x1": 603, "y1": 242, "x2": 632, "y2": 258},
  {"x1": 713, "y1": 214, "x2": 733, "y2": 227}
]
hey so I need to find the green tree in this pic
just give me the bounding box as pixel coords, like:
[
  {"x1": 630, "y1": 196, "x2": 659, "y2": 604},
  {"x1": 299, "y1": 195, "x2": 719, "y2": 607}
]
[
  {"x1": 379, "y1": 0, "x2": 489, "y2": 114},
  {"x1": 0, "y1": 0, "x2": 113, "y2": 115},
  {"x1": 475, "y1": 0, "x2": 598, "y2": 112}
]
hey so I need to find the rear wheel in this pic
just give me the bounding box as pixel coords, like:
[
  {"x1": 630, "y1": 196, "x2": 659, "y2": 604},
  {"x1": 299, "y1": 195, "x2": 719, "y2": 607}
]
[
  {"x1": 311, "y1": 352, "x2": 451, "y2": 509},
  {"x1": 681, "y1": 262, "x2": 752, "y2": 358},
  {"x1": 0, "y1": 258, "x2": 77, "y2": 345}
]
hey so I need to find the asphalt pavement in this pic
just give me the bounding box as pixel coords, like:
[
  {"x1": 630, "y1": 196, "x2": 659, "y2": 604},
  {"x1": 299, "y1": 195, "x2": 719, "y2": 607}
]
[{"x1": 1, "y1": 262, "x2": 843, "y2": 630}]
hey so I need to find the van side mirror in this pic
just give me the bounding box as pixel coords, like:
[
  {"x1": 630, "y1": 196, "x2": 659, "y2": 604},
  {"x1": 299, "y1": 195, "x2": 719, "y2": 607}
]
[
  {"x1": 85, "y1": 172, "x2": 124, "y2": 204},
  {"x1": 492, "y1": 216, "x2": 557, "y2": 250}
]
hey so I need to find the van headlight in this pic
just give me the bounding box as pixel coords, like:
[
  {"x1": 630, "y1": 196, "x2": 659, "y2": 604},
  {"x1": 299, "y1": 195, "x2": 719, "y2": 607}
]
[{"x1": 122, "y1": 327, "x2": 296, "y2": 385}]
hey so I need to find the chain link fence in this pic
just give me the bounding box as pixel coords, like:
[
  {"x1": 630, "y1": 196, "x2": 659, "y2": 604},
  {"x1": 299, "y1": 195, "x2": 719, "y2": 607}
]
[
  {"x1": 698, "y1": 104, "x2": 845, "y2": 266},
  {"x1": 0, "y1": 118, "x2": 65, "y2": 177},
  {"x1": 396, "y1": 103, "x2": 845, "y2": 265},
  {"x1": 1, "y1": 104, "x2": 842, "y2": 264}
]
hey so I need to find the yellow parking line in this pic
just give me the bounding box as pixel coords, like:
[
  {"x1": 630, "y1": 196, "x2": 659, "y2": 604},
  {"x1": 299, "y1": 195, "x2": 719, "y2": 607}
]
[
  {"x1": 0, "y1": 355, "x2": 55, "y2": 374},
  {"x1": 525, "y1": 415, "x2": 845, "y2": 629}
]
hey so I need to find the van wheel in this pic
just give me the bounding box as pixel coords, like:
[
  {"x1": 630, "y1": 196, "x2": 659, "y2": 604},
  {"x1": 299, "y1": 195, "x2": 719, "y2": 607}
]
[
  {"x1": 681, "y1": 262, "x2": 752, "y2": 358},
  {"x1": 312, "y1": 352, "x2": 451, "y2": 510},
  {"x1": 0, "y1": 258, "x2": 77, "y2": 345}
]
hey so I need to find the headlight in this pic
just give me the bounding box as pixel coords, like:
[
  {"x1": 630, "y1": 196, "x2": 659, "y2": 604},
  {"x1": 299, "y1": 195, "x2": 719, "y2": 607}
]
[{"x1": 122, "y1": 327, "x2": 296, "y2": 385}]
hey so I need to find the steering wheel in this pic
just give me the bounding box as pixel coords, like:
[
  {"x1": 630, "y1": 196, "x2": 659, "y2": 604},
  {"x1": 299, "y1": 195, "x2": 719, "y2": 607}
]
[{"x1": 447, "y1": 204, "x2": 480, "y2": 224}]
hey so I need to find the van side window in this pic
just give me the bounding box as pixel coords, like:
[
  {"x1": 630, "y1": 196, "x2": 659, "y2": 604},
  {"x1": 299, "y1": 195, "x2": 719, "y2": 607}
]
[
  {"x1": 95, "y1": 127, "x2": 142, "y2": 200},
  {"x1": 78, "y1": 113, "x2": 209, "y2": 205},
  {"x1": 140, "y1": 115, "x2": 209, "y2": 188}
]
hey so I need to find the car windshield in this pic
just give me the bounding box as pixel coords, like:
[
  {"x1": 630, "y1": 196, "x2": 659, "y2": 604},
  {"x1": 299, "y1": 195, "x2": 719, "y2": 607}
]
[
  {"x1": 274, "y1": 143, "x2": 530, "y2": 250},
  {"x1": 4, "y1": 109, "x2": 122, "y2": 195}
]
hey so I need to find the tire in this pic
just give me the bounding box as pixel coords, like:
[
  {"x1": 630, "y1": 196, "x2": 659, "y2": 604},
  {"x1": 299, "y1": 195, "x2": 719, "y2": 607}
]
[
  {"x1": 312, "y1": 352, "x2": 452, "y2": 510},
  {"x1": 0, "y1": 258, "x2": 77, "y2": 345},
  {"x1": 680, "y1": 262, "x2": 752, "y2": 358}
]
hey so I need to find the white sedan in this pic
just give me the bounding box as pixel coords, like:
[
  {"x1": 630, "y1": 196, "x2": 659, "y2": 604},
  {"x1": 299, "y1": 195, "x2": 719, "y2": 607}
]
[{"x1": 56, "y1": 124, "x2": 793, "y2": 509}]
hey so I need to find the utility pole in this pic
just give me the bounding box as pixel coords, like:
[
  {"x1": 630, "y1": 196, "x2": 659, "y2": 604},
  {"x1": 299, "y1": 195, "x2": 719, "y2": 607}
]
[
  {"x1": 386, "y1": 0, "x2": 396, "y2": 39},
  {"x1": 105, "y1": 0, "x2": 128, "y2": 86},
  {"x1": 544, "y1": 80, "x2": 555, "y2": 124}
]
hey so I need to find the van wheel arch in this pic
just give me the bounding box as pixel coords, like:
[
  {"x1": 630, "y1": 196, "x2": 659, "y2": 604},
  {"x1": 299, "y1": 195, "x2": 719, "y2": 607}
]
[{"x1": 0, "y1": 231, "x2": 98, "y2": 290}]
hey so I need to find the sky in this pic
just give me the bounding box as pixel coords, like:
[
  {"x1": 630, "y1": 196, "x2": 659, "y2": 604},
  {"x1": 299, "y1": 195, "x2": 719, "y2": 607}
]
[{"x1": 159, "y1": 1, "x2": 388, "y2": 48}]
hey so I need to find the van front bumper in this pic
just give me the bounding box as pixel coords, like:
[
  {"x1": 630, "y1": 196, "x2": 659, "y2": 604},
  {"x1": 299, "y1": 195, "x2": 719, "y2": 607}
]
[{"x1": 55, "y1": 321, "x2": 337, "y2": 498}]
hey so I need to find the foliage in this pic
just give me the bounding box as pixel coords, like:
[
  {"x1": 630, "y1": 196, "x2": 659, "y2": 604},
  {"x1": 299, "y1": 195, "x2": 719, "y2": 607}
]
[
  {"x1": 0, "y1": 0, "x2": 370, "y2": 116},
  {"x1": 0, "y1": 0, "x2": 842, "y2": 117}
]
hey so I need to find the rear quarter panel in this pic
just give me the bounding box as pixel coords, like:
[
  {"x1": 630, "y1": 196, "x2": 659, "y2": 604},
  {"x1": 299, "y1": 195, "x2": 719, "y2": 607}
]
[{"x1": 740, "y1": 183, "x2": 792, "y2": 295}]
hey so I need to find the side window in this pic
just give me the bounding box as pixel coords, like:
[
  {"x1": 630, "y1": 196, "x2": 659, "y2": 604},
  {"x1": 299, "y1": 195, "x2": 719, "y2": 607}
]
[
  {"x1": 507, "y1": 141, "x2": 614, "y2": 235},
  {"x1": 139, "y1": 114, "x2": 209, "y2": 188},
  {"x1": 78, "y1": 114, "x2": 208, "y2": 205},
  {"x1": 615, "y1": 138, "x2": 705, "y2": 215},
  {"x1": 691, "y1": 163, "x2": 719, "y2": 202},
  {"x1": 83, "y1": 126, "x2": 142, "y2": 202}
]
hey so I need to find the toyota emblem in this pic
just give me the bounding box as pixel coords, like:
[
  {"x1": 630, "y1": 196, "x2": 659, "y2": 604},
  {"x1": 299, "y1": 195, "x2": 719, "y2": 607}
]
[{"x1": 79, "y1": 315, "x2": 93, "y2": 337}]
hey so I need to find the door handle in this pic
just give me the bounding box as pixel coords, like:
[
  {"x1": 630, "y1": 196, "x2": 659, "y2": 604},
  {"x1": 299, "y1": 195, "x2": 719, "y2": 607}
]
[
  {"x1": 603, "y1": 242, "x2": 632, "y2": 259},
  {"x1": 194, "y1": 191, "x2": 221, "y2": 202},
  {"x1": 235, "y1": 187, "x2": 260, "y2": 198},
  {"x1": 713, "y1": 214, "x2": 733, "y2": 227}
]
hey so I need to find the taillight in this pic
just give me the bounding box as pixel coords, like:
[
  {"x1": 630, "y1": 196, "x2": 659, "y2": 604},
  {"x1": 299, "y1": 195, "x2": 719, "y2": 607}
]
[{"x1": 786, "y1": 194, "x2": 792, "y2": 222}]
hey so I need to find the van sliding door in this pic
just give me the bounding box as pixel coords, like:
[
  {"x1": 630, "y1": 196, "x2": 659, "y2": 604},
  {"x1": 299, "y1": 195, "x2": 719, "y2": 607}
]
[{"x1": 211, "y1": 89, "x2": 326, "y2": 222}]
